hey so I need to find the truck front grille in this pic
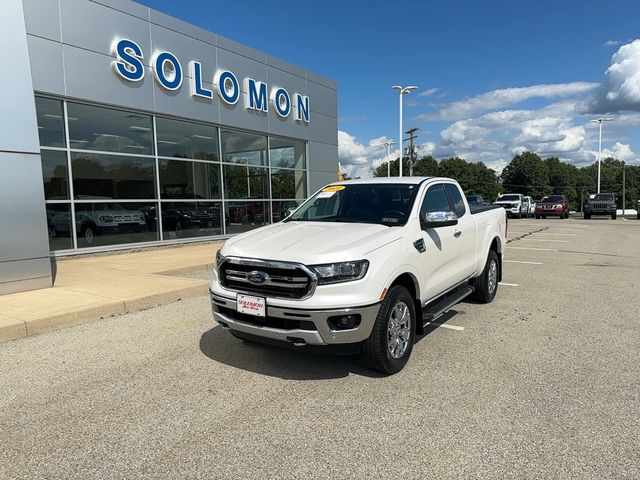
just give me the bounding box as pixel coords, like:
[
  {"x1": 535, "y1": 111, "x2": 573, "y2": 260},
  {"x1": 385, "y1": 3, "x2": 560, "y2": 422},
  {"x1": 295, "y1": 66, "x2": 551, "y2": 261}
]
[
  {"x1": 219, "y1": 257, "x2": 315, "y2": 299},
  {"x1": 590, "y1": 202, "x2": 610, "y2": 209}
]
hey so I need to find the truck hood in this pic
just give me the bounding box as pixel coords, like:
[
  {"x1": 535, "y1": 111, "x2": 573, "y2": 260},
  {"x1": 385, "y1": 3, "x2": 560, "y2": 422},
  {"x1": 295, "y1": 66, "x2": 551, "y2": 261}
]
[
  {"x1": 494, "y1": 200, "x2": 520, "y2": 205},
  {"x1": 221, "y1": 221, "x2": 403, "y2": 263}
]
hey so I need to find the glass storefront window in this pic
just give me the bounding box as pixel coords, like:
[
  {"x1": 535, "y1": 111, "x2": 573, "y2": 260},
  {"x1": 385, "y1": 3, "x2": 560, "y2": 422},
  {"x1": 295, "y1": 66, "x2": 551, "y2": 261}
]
[
  {"x1": 41, "y1": 150, "x2": 69, "y2": 200},
  {"x1": 67, "y1": 102, "x2": 153, "y2": 155},
  {"x1": 34, "y1": 98, "x2": 311, "y2": 251},
  {"x1": 160, "y1": 201, "x2": 224, "y2": 239},
  {"x1": 74, "y1": 202, "x2": 159, "y2": 248},
  {"x1": 269, "y1": 137, "x2": 306, "y2": 169},
  {"x1": 45, "y1": 203, "x2": 74, "y2": 251},
  {"x1": 223, "y1": 164, "x2": 269, "y2": 199},
  {"x1": 159, "y1": 159, "x2": 220, "y2": 200},
  {"x1": 272, "y1": 200, "x2": 302, "y2": 223},
  {"x1": 270, "y1": 168, "x2": 307, "y2": 200},
  {"x1": 156, "y1": 117, "x2": 218, "y2": 160},
  {"x1": 221, "y1": 130, "x2": 267, "y2": 166},
  {"x1": 225, "y1": 201, "x2": 271, "y2": 234},
  {"x1": 71, "y1": 152, "x2": 156, "y2": 200},
  {"x1": 35, "y1": 97, "x2": 66, "y2": 148}
]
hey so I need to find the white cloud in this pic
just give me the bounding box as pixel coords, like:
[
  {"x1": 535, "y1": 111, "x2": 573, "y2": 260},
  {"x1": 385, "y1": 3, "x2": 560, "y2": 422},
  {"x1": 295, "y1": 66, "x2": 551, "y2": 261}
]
[
  {"x1": 338, "y1": 131, "x2": 400, "y2": 178},
  {"x1": 419, "y1": 88, "x2": 439, "y2": 97},
  {"x1": 604, "y1": 40, "x2": 621, "y2": 47},
  {"x1": 420, "y1": 82, "x2": 598, "y2": 121},
  {"x1": 600, "y1": 142, "x2": 636, "y2": 161},
  {"x1": 587, "y1": 39, "x2": 640, "y2": 113}
]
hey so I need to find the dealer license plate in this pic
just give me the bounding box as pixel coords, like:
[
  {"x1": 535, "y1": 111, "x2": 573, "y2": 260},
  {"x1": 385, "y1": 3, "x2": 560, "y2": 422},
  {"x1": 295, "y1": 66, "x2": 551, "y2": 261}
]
[{"x1": 236, "y1": 294, "x2": 266, "y2": 317}]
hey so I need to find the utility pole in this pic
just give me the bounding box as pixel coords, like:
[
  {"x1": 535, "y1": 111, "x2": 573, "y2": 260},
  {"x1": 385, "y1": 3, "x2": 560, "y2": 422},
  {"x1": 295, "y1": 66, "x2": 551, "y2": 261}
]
[{"x1": 405, "y1": 127, "x2": 419, "y2": 176}]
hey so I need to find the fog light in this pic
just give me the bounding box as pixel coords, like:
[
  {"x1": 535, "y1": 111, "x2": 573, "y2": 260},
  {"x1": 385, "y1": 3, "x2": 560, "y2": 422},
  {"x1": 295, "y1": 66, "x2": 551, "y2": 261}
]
[{"x1": 328, "y1": 314, "x2": 361, "y2": 331}]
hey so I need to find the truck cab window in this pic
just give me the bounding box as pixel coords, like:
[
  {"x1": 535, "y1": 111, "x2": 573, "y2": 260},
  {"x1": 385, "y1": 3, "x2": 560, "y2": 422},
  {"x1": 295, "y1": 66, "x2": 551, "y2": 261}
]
[
  {"x1": 421, "y1": 184, "x2": 452, "y2": 217},
  {"x1": 444, "y1": 183, "x2": 466, "y2": 217}
]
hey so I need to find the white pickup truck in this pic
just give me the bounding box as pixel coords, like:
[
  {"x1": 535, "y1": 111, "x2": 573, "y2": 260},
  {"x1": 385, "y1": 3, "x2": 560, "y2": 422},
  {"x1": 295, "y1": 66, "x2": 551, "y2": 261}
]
[{"x1": 210, "y1": 177, "x2": 507, "y2": 374}]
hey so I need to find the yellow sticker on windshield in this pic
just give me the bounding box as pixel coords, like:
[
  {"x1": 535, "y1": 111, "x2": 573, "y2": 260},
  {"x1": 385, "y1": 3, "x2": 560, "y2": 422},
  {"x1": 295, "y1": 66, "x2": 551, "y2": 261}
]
[{"x1": 322, "y1": 185, "x2": 346, "y2": 192}]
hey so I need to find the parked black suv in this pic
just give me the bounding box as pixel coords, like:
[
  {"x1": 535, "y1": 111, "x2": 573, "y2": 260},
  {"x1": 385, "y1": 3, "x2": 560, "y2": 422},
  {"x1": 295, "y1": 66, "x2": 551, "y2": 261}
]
[{"x1": 584, "y1": 193, "x2": 617, "y2": 219}]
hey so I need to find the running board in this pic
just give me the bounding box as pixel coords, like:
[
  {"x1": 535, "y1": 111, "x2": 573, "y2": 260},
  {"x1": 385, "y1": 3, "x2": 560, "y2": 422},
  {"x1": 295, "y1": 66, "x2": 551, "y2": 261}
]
[{"x1": 422, "y1": 284, "x2": 473, "y2": 325}]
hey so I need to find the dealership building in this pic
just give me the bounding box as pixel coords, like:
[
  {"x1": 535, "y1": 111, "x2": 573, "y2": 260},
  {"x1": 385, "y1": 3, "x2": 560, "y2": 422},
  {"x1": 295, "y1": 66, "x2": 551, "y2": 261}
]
[{"x1": 1, "y1": 0, "x2": 338, "y2": 294}]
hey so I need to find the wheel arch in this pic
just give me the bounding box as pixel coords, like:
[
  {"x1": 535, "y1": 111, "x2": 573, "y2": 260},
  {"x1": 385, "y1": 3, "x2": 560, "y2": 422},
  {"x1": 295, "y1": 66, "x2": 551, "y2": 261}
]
[
  {"x1": 387, "y1": 272, "x2": 422, "y2": 334},
  {"x1": 488, "y1": 236, "x2": 503, "y2": 282}
]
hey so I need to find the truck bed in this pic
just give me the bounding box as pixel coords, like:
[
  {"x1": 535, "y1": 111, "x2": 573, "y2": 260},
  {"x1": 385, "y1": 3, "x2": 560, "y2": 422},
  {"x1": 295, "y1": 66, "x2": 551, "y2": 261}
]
[{"x1": 470, "y1": 204, "x2": 502, "y2": 215}]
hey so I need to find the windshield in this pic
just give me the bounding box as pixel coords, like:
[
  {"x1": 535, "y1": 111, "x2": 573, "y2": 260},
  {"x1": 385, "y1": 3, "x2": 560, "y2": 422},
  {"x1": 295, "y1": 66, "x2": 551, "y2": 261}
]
[
  {"x1": 287, "y1": 183, "x2": 419, "y2": 226},
  {"x1": 593, "y1": 194, "x2": 614, "y2": 201},
  {"x1": 541, "y1": 195, "x2": 564, "y2": 203},
  {"x1": 497, "y1": 195, "x2": 520, "y2": 201}
]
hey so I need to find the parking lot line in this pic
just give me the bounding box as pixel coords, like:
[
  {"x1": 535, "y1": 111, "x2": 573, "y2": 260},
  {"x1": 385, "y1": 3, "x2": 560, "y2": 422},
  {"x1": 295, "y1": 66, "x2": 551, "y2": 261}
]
[
  {"x1": 507, "y1": 246, "x2": 558, "y2": 251},
  {"x1": 504, "y1": 260, "x2": 544, "y2": 265},
  {"x1": 424, "y1": 321, "x2": 464, "y2": 331},
  {"x1": 532, "y1": 233, "x2": 576, "y2": 236},
  {"x1": 520, "y1": 239, "x2": 571, "y2": 243},
  {"x1": 499, "y1": 282, "x2": 519, "y2": 286}
]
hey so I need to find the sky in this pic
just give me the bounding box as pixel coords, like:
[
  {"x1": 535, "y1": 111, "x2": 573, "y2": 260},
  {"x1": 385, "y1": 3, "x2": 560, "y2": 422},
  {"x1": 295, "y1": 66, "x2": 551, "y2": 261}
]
[{"x1": 139, "y1": 0, "x2": 640, "y2": 178}]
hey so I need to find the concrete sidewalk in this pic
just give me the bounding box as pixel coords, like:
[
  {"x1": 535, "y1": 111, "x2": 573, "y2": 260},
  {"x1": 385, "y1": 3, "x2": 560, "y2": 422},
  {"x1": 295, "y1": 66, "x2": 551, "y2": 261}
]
[{"x1": 0, "y1": 242, "x2": 221, "y2": 342}]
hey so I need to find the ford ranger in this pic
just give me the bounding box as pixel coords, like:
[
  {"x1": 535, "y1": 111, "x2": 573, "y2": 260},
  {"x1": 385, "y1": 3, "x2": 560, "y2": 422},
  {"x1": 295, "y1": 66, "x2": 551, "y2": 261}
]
[{"x1": 209, "y1": 177, "x2": 507, "y2": 374}]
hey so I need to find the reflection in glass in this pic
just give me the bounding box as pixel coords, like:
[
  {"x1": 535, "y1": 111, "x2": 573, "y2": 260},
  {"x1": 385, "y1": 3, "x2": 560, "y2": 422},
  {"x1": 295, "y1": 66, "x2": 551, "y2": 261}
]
[
  {"x1": 156, "y1": 117, "x2": 219, "y2": 160},
  {"x1": 45, "y1": 203, "x2": 74, "y2": 251},
  {"x1": 221, "y1": 130, "x2": 267, "y2": 166},
  {"x1": 41, "y1": 150, "x2": 69, "y2": 199},
  {"x1": 75, "y1": 202, "x2": 158, "y2": 248},
  {"x1": 71, "y1": 152, "x2": 156, "y2": 199},
  {"x1": 160, "y1": 202, "x2": 224, "y2": 239},
  {"x1": 35, "y1": 97, "x2": 66, "y2": 147},
  {"x1": 271, "y1": 168, "x2": 307, "y2": 200},
  {"x1": 159, "y1": 160, "x2": 220, "y2": 200},
  {"x1": 67, "y1": 102, "x2": 153, "y2": 154},
  {"x1": 269, "y1": 137, "x2": 306, "y2": 169},
  {"x1": 225, "y1": 201, "x2": 271, "y2": 234},
  {"x1": 223, "y1": 164, "x2": 269, "y2": 199},
  {"x1": 272, "y1": 200, "x2": 302, "y2": 223}
]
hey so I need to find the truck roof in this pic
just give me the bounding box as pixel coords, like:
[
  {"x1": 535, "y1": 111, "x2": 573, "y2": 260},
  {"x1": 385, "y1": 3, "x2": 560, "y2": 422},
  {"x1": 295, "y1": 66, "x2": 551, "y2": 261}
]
[{"x1": 331, "y1": 176, "x2": 437, "y2": 186}]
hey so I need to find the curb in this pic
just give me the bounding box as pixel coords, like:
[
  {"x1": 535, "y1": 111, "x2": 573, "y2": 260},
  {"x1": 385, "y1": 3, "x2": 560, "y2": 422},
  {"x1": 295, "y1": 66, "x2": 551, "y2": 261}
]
[{"x1": 0, "y1": 282, "x2": 210, "y2": 344}]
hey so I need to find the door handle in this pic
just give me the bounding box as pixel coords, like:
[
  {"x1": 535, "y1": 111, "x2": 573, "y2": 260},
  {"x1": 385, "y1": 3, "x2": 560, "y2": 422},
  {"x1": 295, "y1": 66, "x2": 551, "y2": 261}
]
[{"x1": 453, "y1": 229, "x2": 462, "y2": 238}]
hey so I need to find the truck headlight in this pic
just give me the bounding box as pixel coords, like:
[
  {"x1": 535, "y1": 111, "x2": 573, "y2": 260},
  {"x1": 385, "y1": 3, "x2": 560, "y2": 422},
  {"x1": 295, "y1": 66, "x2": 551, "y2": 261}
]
[
  {"x1": 99, "y1": 216, "x2": 114, "y2": 222},
  {"x1": 311, "y1": 260, "x2": 369, "y2": 285},
  {"x1": 216, "y1": 250, "x2": 225, "y2": 266}
]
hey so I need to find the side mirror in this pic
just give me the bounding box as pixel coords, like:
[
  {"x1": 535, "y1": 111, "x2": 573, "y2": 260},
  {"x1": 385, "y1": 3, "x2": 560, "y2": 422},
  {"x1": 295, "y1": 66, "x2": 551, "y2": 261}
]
[
  {"x1": 284, "y1": 207, "x2": 296, "y2": 218},
  {"x1": 421, "y1": 211, "x2": 458, "y2": 229}
]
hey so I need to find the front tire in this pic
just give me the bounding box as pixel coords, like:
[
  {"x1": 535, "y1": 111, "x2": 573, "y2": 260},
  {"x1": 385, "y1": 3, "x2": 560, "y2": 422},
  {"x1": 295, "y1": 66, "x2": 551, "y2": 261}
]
[
  {"x1": 611, "y1": 212, "x2": 617, "y2": 220},
  {"x1": 361, "y1": 285, "x2": 415, "y2": 375},
  {"x1": 471, "y1": 250, "x2": 500, "y2": 304}
]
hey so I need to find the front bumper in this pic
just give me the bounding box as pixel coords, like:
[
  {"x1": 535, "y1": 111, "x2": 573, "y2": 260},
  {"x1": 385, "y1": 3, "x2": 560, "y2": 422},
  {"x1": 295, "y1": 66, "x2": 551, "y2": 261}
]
[{"x1": 210, "y1": 290, "x2": 380, "y2": 345}]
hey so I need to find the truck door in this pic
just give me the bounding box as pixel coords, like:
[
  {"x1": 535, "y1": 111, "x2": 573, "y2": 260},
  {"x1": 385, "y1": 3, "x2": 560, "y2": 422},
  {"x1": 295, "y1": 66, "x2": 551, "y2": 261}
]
[
  {"x1": 444, "y1": 183, "x2": 477, "y2": 279},
  {"x1": 416, "y1": 183, "x2": 469, "y2": 300}
]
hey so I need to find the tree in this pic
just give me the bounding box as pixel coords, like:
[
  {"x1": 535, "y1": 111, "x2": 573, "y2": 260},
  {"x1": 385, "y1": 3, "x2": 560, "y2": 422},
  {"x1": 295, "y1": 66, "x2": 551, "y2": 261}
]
[
  {"x1": 373, "y1": 155, "x2": 438, "y2": 178},
  {"x1": 438, "y1": 157, "x2": 499, "y2": 200},
  {"x1": 545, "y1": 156, "x2": 580, "y2": 206},
  {"x1": 500, "y1": 151, "x2": 549, "y2": 199}
]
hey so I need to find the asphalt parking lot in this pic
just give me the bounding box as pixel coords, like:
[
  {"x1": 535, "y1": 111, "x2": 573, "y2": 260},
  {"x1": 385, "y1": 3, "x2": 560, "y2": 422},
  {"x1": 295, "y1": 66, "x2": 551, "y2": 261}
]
[{"x1": 1, "y1": 217, "x2": 639, "y2": 479}]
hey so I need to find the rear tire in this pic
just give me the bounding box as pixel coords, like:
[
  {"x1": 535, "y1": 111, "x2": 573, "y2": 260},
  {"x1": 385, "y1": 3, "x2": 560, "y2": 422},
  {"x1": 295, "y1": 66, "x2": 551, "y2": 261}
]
[
  {"x1": 361, "y1": 285, "x2": 415, "y2": 375},
  {"x1": 535, "y1": 215, "x2": 540, "y2": 219},
  {"x1": 471, "y1": 250, "x2": 500, "y2": 304}
]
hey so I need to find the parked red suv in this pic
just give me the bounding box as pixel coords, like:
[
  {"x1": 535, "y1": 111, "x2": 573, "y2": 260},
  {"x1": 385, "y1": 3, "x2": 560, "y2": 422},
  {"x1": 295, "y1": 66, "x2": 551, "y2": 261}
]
[{"x1": 535, "y1": 195, "x2": 570, "y2": 219}]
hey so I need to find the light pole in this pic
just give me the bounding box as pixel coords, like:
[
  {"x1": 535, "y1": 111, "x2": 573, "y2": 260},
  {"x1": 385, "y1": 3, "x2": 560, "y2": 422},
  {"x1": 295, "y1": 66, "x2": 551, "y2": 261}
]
[
  {"x1": 383, "y1": 140, "x2": 396, "y2": 177},
  {"x1": 589, "y1": 117, "x2": 613, "y2": 193},
  {"x1": 392, "y1": 85, "x2": 418, "y2": 177}
]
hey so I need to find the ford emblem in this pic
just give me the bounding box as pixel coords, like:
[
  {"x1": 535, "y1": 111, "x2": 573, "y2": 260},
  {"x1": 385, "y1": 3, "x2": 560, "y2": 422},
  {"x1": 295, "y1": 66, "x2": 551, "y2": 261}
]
[{"x1": 246, "y1": 271, "x2": 270, "y2": 285}]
